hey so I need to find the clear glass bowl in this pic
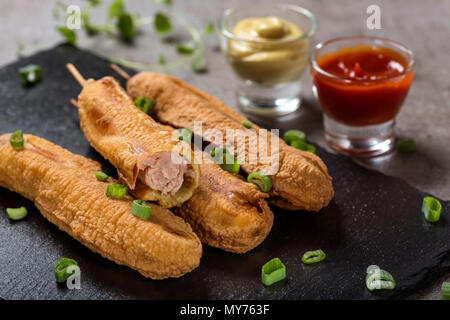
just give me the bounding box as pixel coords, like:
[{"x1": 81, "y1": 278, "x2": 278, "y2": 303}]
[
  {"x1": 310, "y1": 36, "x2": 415, "y2": 157},
  {"x1": 218, "y1": 3, "x2": 317, "y2": 116}
]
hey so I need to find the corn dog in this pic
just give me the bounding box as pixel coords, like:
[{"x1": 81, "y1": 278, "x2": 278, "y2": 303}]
[
  {"x1": 67, "y1": 64, "x2": 200, "y2": 208},
  {"x1": 125, "y1": 71, "x2": 334, "y2": 211},
  {"x1": 0, "y1": 134, "x2": 202, "y2": 279}
]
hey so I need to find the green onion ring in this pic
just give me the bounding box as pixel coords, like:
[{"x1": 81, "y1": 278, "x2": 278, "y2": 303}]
[
  {"x1": 95, "y1": 171, "x2": 109, "y2": 182},
  {"x1": 283, "y1": 130, "x2": 305, "y2": 145},
  {"x1": 18, "y1": 64, "x2": 41, "y2": 85},
  {"x1": 6, "y1": 207, "x2": 27, "y2": 221},
  {"x1": 131, "y1": 200, "x2": 152, "y2": 220},
  {"x1": 442, "y1": 282, "x2": 450, "y2": 300},
  {"x1": 261, "y1": 258, "x2": 286, "y2": 286},
  {"x1": 422, "y1": 196, "x2": 442, "y2": 223},
  {"x1": 247, "y1": 172, "x2": 272, "y2": 193},
  {"x1": 242, "y1": 120, "x2": 253, "y2": 129},
  {"x1": 396, "y1": 139, "x2": 415, "y2": 153},
  {"x1": 291, "y1": 140, "x2": 315, "y2": 154},
  {"x1": 301, "y1": 249, "x2": 326, "y2": 264},
  {"x1": 178, "y1": 128, "x2": 192, "y2": 144},
  {"x1": 54, "y1": 258, "x2": 78, "y2": 283},
  {"x1": 10, "y1": 130, "x2": 24, "y2": 149},
  {"x1": 105, "y1": 183, "x2": 128, "y2": 199},
  {"x1": 221, "y1": 153, "x2": 240, "y2": 174},
  {"x1": 365, "y1": 268, "x2": 396, "y2": 291},
  {"x1": 134, "y1": 96, "x2": 156, "y2": 114},
  {"x1": 221, "y1": 162, "x2": 240, "y2": 174}
]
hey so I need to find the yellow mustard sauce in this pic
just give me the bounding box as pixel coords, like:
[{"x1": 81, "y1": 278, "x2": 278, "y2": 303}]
[{"x1": 226, "y1": 16, "x2": 309, "y2": 85}]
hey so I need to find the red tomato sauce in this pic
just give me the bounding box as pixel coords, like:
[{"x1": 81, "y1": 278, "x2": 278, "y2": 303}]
[{"x1": 312, "y1": 45, "x2": 414, "y2": 126}]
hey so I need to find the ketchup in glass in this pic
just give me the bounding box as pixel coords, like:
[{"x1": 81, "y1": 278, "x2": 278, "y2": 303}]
[{"x1": 311, "y1": 44, "x2": 414, "y2": 126}]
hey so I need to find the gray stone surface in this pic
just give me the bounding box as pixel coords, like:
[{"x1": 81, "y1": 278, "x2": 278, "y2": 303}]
[{"x1": 0, "y1": 0, "x2": 449, "y2": 299}]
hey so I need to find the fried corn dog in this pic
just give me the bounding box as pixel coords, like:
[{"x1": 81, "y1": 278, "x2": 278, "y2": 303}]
[
  {"x1": 125, "y1": 71, "x2": 334, "y2": 211},
  {"x1": 67, "y1": 65, "x2": 200, "y2": 208},
  {"x1": 0, "y1": 134, "x2": 202, "y2": 279}
]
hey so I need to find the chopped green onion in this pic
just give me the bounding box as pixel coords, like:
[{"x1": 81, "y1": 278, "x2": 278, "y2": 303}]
[
  {"x1": 221, "y1": 162, "x2": 240, "y2": 174},
  {"x1": 6, "y1": 207, "x2": 27, "y2": 221},
  {"x1": 442, "y1": 282, "x2": 450, "y2": 300},
  {"x1": 154, "y1": 12, "x2": 172, "y2": 34},
  {"x1": 117, "y1": 13, "x2": 135, "y2": 42},
  {"x1": 283, "y1": 129, "x2": 305, "y2": 145},
  {"x1": 422, "y1": 196, "x2": 442, "y2": 223},
  {"x1": 95, "y1": 171, "x2": 109, "y2": 182},
  {"x1": 247, "y1": 172, "x2": 272, "y2": 193},
  {"x1": 108, "y1": 0, "x2": 124, "y2": 18},
  {"x1": 18, "y1": 64, "x2": 42, "y2": 85},
  {"x1": 261, "y1": 258, "x2": 286, "y2": 286},
  {"x1": 55, "y1": 26, "x2": 77, "y2": 45},
  {"x1": 105, "y1": 183, "x2": 128, "y2": 198},
  {"x1": 242, "y1": 120, "x2": 253, "y2": 129},
  {"x1": 131, "y1": 200, "x2": 152, "y2": 220},
  {"x1": 221, "y1": 153, "x2": 240, "y2": 173},
  {"x1": 291, "y1": 140, "x2": 315, "y2": 154},
  {"x1": 365, "y1": 267, "x2": 396, "y2": 291},
  {"x1": 396, "y1": 139, "x2": 415, "y2": 153},
  {"x1": 176, "y1": 42, "x2": 195, "y2": 55},
  {"x1": 134, "y1": 96, "x2": 156, "y2": 114},
  {"x1": 54, "y1": 258, "x2": 78, "y2": 283},
  {"x1": 301, "y1": 249, "x2": 326, "y2": 264},
  {"x1": 178, "y1": 128, "x2": 192, "y2": 144},
  {"x1": 10, "y1": 130, "x2": 24, "y2": 149}
]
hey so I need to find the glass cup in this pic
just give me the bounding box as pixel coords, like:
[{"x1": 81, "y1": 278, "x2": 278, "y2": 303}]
[
  {"x1": 310, "y1": 36, "x2": 415, "y2": 157},
  {"x1": 218, "y1": 3, "x2": 317, "y2": 116}
]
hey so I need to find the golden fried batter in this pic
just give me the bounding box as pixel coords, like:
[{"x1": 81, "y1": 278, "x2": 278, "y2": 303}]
[
  {"x1": 176, "y1": 162, "x2": 273, "y2": 253},
  {"x1": 77, "y1": 77, "x2": 200, "y2": 208},
  {"x1": 127, "y1": 72, "x2": 334, "y2": 211},
  {"x1": 0, "y1": 134, "x2": 202, "y2": 279}
]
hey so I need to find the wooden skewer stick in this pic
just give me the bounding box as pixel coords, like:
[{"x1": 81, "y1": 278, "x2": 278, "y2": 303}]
[
  {"x1": 69, "y1": 98, "x2": 79, "y2": 109},
  {"x1": 110, "y1": 64, "x2": 131, "y2": 81},
  {"x1": 66, "y1": 63, "x2": 86, "y2": 87}
]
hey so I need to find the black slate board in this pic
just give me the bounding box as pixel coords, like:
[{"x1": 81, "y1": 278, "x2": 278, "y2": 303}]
[{"x1": 0, "y1": 45, "x2": 449, "y2": 300}]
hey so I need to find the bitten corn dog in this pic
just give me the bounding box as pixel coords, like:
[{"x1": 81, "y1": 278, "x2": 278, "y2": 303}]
[
  {"x1": 67, "y1": 64, "x2": 200, "y2": 208},
  {"x1": 0, "y1": 134, "x2": 202, "y2": 279},
  {"x1": 122, "y1": 70, "x2": 334, "y2": 211}
]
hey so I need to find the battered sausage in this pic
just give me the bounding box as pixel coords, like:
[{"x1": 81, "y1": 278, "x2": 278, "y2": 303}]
[
  {"x1": 0, "y1": 134, "x2": 202, "y2": 279},
  {"x1": 76, "y1": 76, "x2": 200, "y2": 208}
]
